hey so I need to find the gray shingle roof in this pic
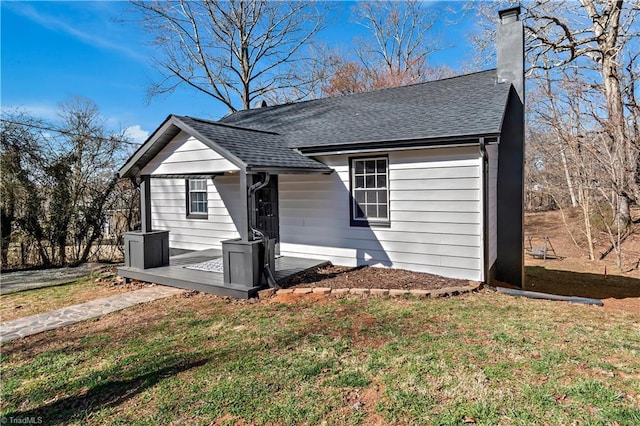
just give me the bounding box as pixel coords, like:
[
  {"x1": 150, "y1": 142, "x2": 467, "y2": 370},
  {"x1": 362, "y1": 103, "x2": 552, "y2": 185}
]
[
  {"x1": 120, "y1": 69, "x2": 511, "y2": 177},
  {"x1": 220, "y1": 69, "x2": 510, "y2": 150},
  {"x1": 175, "y1": 116, "x2": 330, "y2": 171}
]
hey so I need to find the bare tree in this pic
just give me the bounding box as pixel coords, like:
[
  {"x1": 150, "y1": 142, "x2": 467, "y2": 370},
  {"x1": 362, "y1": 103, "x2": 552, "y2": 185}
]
[
  {"x1": 57, "y1": 98, "x2": 127, "y2": 265},
  {"x1": 528, "y1": 0, "x2": 639, "y2": 226},
  {"x1": 467, "y1": 1, "x2": 638, "y2": 268},
  {"x1": 263, "y1": 44, "x2": 343, "y2": 104},
  {"x1": 0, "y1": 100, "x2": 132, "y2": 269},
  {"x1": 352, "y1": 1, "x2": 442, "y2": 85},
  {"x1": 0, "y1": 114, "x2": 47, "y2": 267},
  {"x1": 320, "y1": 1, "x2": 454, "y2": 96},
  {"x1": 131, "y1": 0, "x2": 327, "y2": 111},
  {"x1": 321, "y1": 56, "x2": 457, "y2": 97},
  {"x1": 471, "y1": 0, "x2": 639, "y2": 223}
]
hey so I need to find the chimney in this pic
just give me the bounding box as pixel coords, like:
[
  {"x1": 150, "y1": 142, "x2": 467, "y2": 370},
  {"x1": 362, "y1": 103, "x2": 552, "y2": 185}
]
[
  {"x1": 497, "y1": 6, "x2": 524, "y2": 104},
  {"x1": 495, "y1": 6, "x2": 525, "y2": 288}
]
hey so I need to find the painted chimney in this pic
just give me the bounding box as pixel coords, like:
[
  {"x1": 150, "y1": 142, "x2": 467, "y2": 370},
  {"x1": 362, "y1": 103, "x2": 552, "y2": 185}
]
[
  {"x1": 496, "y1": 6, "x2": 524, "y2": 104},
  {"x1": 495, "y1": 5, "x2": 525, "y2": 288}
]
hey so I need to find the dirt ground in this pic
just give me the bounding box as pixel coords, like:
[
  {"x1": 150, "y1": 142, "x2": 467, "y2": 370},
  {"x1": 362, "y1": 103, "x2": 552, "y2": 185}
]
[
  {"x1": 524, "y1": 208, "x2": 640, "y2": 313},
  {"x1": 283, "y1": 265, "x2": 469, "y2": 290},
  {"x1": 525, "y1": 208, "x2": 640, "y2": 272}
]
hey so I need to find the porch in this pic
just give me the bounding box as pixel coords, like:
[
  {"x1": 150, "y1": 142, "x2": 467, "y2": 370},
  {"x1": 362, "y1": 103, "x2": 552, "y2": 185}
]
[
  {"x1": 118, "y1": 248, "x2": 329, "y2": 299},
  {"x1": 117, "y1": 115, "x2": 334, "y2": 298}
]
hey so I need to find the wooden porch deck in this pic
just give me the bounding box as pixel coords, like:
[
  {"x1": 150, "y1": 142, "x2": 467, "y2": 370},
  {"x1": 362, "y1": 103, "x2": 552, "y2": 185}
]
[{"x1": 118, "y1": 248, "x2": 328, "y2": 299}]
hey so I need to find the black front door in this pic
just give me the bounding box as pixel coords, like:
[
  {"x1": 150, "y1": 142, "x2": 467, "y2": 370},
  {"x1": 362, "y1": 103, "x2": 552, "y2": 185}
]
[{"x1": 254, "y1": 175, "x2": 279, "y2": 244}]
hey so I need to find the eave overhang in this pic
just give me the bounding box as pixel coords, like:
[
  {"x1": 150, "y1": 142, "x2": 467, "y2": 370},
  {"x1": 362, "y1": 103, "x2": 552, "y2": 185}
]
[
  {"x1": 246, "y1": 166, "x2": 333, "y2": 174},
  {"x1": 298, "y1": 134, "x2": 502, "y2": 156}
]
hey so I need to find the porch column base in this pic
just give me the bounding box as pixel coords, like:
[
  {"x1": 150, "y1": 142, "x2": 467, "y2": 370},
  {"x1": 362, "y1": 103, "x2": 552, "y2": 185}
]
[
  {"x1": 124, "y1": 230, "x2": 170, "y2": 269},
  {"x1": 222, "y1": 238, "x2": 266, "y2": 288}
]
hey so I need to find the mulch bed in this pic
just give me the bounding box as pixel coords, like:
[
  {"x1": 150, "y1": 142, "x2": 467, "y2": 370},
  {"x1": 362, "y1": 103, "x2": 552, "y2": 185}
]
[{"x1": 282, "y1": 265, "x2": 470, "y2": 290}]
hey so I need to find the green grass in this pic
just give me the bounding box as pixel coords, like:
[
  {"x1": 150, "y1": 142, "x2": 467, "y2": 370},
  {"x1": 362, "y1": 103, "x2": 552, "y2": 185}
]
[{"x1": 1, "y1": 291, "x2": 639, "y2": 425}]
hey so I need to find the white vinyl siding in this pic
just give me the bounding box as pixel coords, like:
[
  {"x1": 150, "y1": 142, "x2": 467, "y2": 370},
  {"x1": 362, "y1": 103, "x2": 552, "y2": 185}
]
[
  {"x1": 146, "y1": 141, "x2": 485, "y2": 280},
  {"x1": 141, "y1": 131, "x2": 239, "y2": 175},
  {"x1": 487, "y1": 143, "x2": 499, "y2": 267},
  {"x1": 279, "y1": 146, "x2": 483, "y2": 281},
  {"x1": 150, "y1": 176, "x2": 241, "y2": 251}
]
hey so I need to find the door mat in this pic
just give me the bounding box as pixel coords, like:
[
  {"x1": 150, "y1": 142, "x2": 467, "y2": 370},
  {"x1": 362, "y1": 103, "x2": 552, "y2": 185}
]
[{"x1": 184, "y1": 258, "x2": 224, "y2": 273}]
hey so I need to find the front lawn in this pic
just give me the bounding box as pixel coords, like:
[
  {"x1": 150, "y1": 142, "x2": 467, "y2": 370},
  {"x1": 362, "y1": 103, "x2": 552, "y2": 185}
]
[{"x1": 1, "y1": 291, "x2": 639, "y2": 425}]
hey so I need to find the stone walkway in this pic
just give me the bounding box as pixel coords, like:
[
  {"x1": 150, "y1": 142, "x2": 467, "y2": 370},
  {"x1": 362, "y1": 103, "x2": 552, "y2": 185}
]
[{"x1": 0, "y1": 286, "x2": 184, "y2": 343}]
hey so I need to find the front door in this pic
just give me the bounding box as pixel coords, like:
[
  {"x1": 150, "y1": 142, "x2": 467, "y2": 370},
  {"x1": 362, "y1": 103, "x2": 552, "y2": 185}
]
[{"x1": 255, "y1": 175, "x2": 279, "y2": 247}]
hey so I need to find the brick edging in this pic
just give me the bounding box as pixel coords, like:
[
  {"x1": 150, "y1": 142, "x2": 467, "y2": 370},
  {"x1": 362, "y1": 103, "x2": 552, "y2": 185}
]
[{"x1": 259, "y1": 281, "x2": 482, "y2": 299}]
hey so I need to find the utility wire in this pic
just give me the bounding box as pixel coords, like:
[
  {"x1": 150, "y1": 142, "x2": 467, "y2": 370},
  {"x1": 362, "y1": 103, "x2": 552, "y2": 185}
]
[{"x1": 0, "y1": 118, "x2": 143, "y2": 146}]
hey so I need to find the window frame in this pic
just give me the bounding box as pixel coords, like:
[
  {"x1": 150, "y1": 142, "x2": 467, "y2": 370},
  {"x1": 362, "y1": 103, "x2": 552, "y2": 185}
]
[
  {"x1": 185, "y1": 178, "x2": 209, "y2": 219},
  {"x1": 349, "y1": 155, "x2": 390, "y2": 228}
]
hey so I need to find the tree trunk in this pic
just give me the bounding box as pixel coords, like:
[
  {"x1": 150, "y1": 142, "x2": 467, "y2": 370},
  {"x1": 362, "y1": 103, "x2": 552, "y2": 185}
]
[
  {"x1": 560, "y1": 148, "x2": 577, "y2": 208},
  {"x1": 594, "y1": 1, "x2": 631, "y2": 226},
  {"x1": 580, "y1": 188, "x2": 595, "y2": 261},
  {"x1": 59, "y1": 241, "x2": 66, "y2": 266},
  {"x1": 618, "y1": 193, "x2": 632, "y2": 228},
  {"x1": 0, "y1": 208, "x2": 13, "y2": 269},
  {"x1": 37, "y1": 241, "x2": 50, "y2": 267}
]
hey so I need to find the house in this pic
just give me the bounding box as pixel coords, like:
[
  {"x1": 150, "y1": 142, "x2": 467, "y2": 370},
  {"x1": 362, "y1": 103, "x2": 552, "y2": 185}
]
[{"x1": 118, "y1": 7, "x2": 524, "y2": 298}]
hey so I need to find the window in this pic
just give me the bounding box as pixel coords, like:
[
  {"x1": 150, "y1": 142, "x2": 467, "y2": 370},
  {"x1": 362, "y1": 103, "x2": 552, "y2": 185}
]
[
  {"x1": 186, "y1": 179, "x2": 208, "y2": 218},
  {"x1": 350, "y1": 157, "x2": 389, "y2": 226}
]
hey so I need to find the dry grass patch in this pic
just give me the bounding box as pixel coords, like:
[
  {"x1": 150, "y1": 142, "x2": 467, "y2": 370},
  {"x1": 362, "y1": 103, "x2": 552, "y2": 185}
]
[{"x1": 0, "y1": 278, "x2": 139, "y2": 321}]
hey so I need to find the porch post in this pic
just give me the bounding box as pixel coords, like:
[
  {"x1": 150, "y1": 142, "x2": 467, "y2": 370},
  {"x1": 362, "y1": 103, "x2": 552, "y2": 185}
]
[
  {"x1": 222, "y1": 168, "x2": 262, "y2": 290},
  {"x1": 140, "y1": 175, "x2": 152, "y2": 233},
  {"x1": 239, "y1": 169, "x2": 250, "y2": 242},
  {"x1": 123, "y1": 174, "x2": 168, "y2": 269}
]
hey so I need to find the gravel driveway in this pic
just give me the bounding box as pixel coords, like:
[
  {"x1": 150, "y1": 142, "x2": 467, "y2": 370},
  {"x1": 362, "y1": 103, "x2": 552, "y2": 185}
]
[{"x1": 0, "y1": 263, "x2": 104, "y2": 295}]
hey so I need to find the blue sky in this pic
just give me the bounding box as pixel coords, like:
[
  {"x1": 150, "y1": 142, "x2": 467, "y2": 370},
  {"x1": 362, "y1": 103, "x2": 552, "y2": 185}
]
[{"x1": 1, "y1": 1, "x2": 483, "y2": 144}]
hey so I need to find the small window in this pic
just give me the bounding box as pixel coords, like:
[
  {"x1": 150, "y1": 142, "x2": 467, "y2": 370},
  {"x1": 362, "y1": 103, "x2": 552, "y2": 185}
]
[
  {"x1": 186, "y1": 179, "x2": 208, "y2": 219},
  {"x1": 350, "y1": 157, "x2": 389, "y2": 226}
]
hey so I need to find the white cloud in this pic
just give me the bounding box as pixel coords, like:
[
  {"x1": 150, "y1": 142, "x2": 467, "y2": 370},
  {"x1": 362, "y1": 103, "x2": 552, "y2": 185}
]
[
  {"x1": 124, "y1": 125, "x2": 149, "y2": 144},
  {"x1": 0, "y1": 103, "x2": 61, "y2": 121},
  {"x1": 8, "y1": 3, "x2": 147, "y2": 63}
]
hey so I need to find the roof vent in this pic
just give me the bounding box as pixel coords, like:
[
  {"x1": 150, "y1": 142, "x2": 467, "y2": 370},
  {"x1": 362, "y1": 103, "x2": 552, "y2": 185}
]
[{"x1": 253, "y1": 100, "x2": 268, "y2": 108}]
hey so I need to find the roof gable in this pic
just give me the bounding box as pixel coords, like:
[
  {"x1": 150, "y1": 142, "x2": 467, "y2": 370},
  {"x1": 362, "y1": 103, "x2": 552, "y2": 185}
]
[
  {"x1": 140, "y1": 131, "x2": 240, "y2": 175},
  {"x1": 119, "y1": 115, "x2": 331, "y2": 178}
]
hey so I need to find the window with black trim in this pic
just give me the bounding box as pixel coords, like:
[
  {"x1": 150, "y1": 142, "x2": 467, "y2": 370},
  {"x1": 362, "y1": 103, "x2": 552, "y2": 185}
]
[
  {"x1": 350, "y1": 157, "x2": 389, "y2": 226},
  {"x1": 186, "y1": 179, "x2": 208, "y2": 218}
]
